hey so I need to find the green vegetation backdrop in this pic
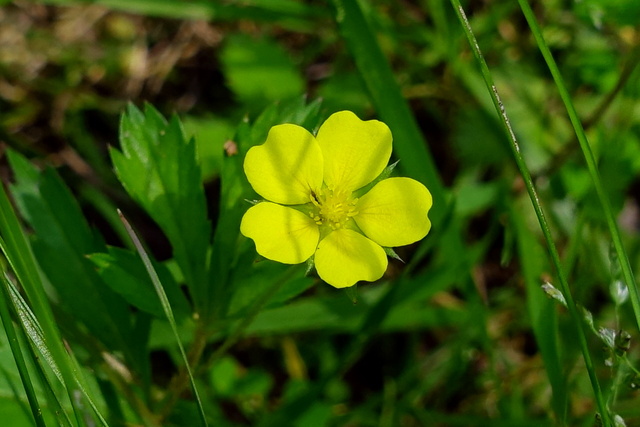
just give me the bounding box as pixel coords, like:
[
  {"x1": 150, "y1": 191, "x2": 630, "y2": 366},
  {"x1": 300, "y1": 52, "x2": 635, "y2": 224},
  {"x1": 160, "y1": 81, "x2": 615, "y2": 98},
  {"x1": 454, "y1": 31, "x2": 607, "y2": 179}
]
[{"x1": 0, "y1": 0, "x2": 639, "y2": 426}]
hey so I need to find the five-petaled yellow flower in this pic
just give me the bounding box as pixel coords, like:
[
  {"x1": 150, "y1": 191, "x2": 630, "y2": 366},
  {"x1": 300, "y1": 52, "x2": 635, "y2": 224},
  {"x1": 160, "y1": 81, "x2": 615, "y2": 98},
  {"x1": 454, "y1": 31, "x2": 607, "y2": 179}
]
[{"x1": 240, "y1": 111, "x2": 433, "y2": 288}]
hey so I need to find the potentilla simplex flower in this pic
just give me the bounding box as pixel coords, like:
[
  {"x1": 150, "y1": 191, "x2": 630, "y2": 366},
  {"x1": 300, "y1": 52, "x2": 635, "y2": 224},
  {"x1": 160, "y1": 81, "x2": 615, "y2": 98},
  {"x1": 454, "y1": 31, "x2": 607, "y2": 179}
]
[{"x1": 240, "y1": 111, "x2": 432, "y2": 288}]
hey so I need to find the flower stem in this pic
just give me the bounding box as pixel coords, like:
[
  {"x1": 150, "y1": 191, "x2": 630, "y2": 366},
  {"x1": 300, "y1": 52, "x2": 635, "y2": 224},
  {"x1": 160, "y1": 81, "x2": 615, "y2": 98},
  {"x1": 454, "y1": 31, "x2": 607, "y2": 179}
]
[{"x1": 206, "y1": 265, "x2": 300, "y2": 367}]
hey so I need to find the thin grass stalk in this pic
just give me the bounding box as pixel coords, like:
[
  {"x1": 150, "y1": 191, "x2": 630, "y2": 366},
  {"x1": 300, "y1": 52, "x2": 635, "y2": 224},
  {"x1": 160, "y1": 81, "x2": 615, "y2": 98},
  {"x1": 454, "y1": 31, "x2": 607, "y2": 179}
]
[
  {"x1": 448, "y1": 1, "x2": 611, "y2": 425},
  {"x1": 0, "y1": 184, "x2": 110, "y2": 426},
  {"x1": 330, "y1": 0, "x2": 474, "y2": 301},
  {"x1": 118, "y1": 210, "x2": 208, "y2": 427},
  {"x1": 329, "y1": 0, "x2": 446, "y2": 221},
  {"x1": 516, "y1": 0, "x2": 640, "y2": 336},
  {"x1": 4, "y1": 272, "x2": 74, "y2": 427},
  {"x1": 0, "y1": 273, "x2": 46, "y2": 427}
]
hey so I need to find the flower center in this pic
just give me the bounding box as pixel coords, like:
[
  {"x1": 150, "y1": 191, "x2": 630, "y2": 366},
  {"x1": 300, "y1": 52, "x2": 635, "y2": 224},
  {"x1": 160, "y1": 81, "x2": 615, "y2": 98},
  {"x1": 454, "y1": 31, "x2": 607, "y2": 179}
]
[{"x1": 309, "y1": 188, "x2": 358, "y2": 230}]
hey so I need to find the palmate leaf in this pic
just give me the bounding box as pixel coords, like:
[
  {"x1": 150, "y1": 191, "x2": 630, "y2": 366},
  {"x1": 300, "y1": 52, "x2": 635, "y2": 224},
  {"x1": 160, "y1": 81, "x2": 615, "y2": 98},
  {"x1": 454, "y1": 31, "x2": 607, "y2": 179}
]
[{"x1": 110, "y1": 103, "x2": 211, "y2": 313}]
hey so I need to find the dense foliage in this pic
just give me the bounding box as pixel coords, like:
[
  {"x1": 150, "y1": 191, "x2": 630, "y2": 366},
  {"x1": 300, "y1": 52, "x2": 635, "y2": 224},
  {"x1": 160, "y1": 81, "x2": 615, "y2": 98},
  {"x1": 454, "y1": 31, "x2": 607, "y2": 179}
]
[{"x1": 0, "y1": 1, "x2": 639, "y2": 426}]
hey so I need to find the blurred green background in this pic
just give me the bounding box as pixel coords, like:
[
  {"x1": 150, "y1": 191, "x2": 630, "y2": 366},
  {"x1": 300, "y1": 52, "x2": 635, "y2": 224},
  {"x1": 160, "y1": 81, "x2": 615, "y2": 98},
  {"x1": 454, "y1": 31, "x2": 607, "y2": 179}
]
[{"x1": 0, "y1": 0, "x2": 640, "y2": 426}]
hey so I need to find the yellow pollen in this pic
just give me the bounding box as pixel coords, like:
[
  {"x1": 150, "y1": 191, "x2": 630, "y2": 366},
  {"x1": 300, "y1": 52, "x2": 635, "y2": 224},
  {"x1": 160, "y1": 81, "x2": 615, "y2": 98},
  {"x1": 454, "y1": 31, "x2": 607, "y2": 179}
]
[{"x1": 309, "y1": 188, "x2": 358, "y2": 230}]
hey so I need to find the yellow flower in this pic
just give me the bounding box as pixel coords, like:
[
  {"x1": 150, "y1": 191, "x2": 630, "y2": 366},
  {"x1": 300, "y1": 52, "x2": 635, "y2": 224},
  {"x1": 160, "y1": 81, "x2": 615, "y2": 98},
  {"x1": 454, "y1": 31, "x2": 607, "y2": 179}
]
[{"x1": 240, "y1": 111, "x2": 433, "y2": 288}]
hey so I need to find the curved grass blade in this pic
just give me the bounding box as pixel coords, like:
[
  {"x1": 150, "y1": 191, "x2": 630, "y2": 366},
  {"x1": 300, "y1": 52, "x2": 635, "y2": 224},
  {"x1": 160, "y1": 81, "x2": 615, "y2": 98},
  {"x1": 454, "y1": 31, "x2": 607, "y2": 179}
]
[
  {"x1": 330, "y1": 0, "x2": 473, "y2": 293},
  {"x1": 329, "y1": 0, "x2": 445, "y2": 223},
  {"x1": 40, "y1": 0, "x2": 326, "y2": 30},
  {"x1": 448, "y1": 1, "x2": 610, "y2": 425},
  {"x1": 516, "y1": 0, "x2": 640, "y2": 338},
  {"x1": 0, "y1": 273, "x2": 46, "y2": 427},
  {"x1": 4, "y1": 272, "x2": 74, "y2": 427},
  {"x1": 0, "y1": 183, "x2": 108, "y2": 427},
  {"x1": 510, "y1": 202, "x2": 567, "y2": 424},
  {"x1": 118, "y1": 210, "x2": 208, "y2": 427},
  {"x1": 2, "y1": 263, "x2": 107, "y2": 427}
]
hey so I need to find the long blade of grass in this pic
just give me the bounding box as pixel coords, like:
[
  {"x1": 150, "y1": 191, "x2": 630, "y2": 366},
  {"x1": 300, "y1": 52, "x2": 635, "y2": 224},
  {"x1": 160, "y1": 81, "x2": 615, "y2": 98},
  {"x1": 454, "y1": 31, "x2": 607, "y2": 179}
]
[
  {"x1": 330, "y1": 0, "x2": 473, "y2": 294},
  {"x1": 0, "y1": 273, "x2": 46, "y2": 427},
  {"x1": 516, "y1": 0, "x2": 640, "y2": 337},
  {"x1": 2, "y1": 255, "x2": 108, "y2": 427},
  {"x1": 118, "y1": 209, "x2": 208, "y2": 427},
  {"x1": 510, "y1": 202, "x2": 567, "y2": 424},
  {"x1": 4, "y1": 272, "x2": 74, "y2": 427},
  {"x1": 2, "y1": 267, "x2": 62, "y2": 384},
  {"x1": 40, "y1": 0, "x2": 325, "y2": 31},
  {"x1": 448, "y1": 2, "x2": 610, "y2": 425},
  {"x1": 329, "y1": 0, "x2": 445, "y2": 222},
  {"x1": 0, "y1": 182, "x2": 109, "y2": 426}
]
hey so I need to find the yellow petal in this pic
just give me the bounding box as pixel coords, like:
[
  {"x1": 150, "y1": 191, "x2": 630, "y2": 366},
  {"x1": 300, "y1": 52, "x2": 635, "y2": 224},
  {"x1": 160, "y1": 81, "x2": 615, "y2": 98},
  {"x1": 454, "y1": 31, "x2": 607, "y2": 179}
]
[
  {"x1": 244, "y1": 124, "x2": 323, "y2": 205},
  {"x1": 316, "y1": 111, "x2": 392, "y2": 192},
  {"x1": 314, "y1": 229, "x2": 387, "y2": 288},
  {"x1": 354, "y1": 177, "x2": 432, "y2": 247},
  {"x1": 241, "y1": 202, "x2": 319, "y2": 264}
]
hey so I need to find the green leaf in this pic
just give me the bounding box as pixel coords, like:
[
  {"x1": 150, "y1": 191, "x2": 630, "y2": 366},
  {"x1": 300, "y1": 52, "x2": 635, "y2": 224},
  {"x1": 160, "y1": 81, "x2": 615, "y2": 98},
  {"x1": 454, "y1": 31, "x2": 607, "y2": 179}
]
[
  {"x1": 226, "y1": 259, "x2": 314, "y2": 318},
  {"x1": 221, "y1": 34, "x2": 305, "y2": 109},
  {"x1": 183, "y1": 115, "x2": 236, "y2": 181},
  {"x1": 226, "y1": 282, "x2": 465, "y2": 337},
  {"x1": 119, "y1": 211, "x2": 207, "y2": 427},
  {"x1": 39, "y1": 0, "x2": 326, "y2": 30},
  {"x1": 0, "y1": 169, "x2": 107, "y2": 426},
  {"x1": 0, "y1": 274, "x2": 46, "y2": 427},
  {"x1": 511, "y1": 200, "x2": 567, "y2": 422},
  {"x1": 111, "y1": 103, "x2": 211, "y2": 314},
  {"x1": 4, "y1": 275, "x2": 74, "y2": 427},
  {"x1": 88, "y1": 246, "x2": 191, "y2": 320},
  {"x1": 208, "y1": 97, "x2": 323, "y2": 320},
  {"x1": 7, "y1": 150, "x2": 131, "y2": 353}
]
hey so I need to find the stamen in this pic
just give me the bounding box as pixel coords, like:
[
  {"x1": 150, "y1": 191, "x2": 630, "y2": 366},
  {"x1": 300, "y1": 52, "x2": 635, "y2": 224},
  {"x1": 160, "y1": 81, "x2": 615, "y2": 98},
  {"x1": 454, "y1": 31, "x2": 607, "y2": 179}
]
[{"x1": 309, "y1": 187, "x2": 358, "y2": 229}]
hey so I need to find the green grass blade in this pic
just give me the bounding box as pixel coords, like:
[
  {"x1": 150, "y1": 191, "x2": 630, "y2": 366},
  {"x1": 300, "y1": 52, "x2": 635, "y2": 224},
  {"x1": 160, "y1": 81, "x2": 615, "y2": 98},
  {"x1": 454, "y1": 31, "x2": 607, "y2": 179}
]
[
  {"x1": 39, "y1": 0, "x2": 325, "y2": 29},
  {"x1": 516, "y1": 0, "x2": 640, "y2": 337},
  {"x1": 0, "y1": 274, "x2": 46, "y2": 427},
  {"x1": 7, "y1": 149, "x2": 131, "y2": 355},
  {"x1": 329, "y1": 0, "x2": 446, "y2": 223},
  {"x1": 0, "y1": 182, "x2": 109, "y2": 426},
  {"x1": 2, "y1": 258, "x2": 109, "y2": 427},
  {"x1": 2, "y1": 266, "x2": 62, "y2": 385},
  {"x1": 448, "y1": 1, "x2": 610, "y2": 425},
  {"x1": 330, "y1": 0, "x2": 473, "y2": 293},
  {"x1": 118, "y1": 210, "x2": 208, "y2": 427},
  {"x1": 511, "y1": 202, "x2": 567, "y2": 424},
  {"x1": 4, "y1": 272, "x2": 74, "y2": 427}
]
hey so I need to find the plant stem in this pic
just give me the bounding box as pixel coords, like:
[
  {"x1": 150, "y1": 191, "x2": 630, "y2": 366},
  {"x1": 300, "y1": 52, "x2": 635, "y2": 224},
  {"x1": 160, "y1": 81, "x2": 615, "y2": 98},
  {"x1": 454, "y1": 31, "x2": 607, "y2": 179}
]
[
  {"x1": 158, "y1": 266, "x2": 298, "y2": 422},
  {"x1": 206, "y1": 266, "x2": 299, "y2": 368},
  {"x1": 157, "y1": 321, "x2": 208, "y2": 422}
]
